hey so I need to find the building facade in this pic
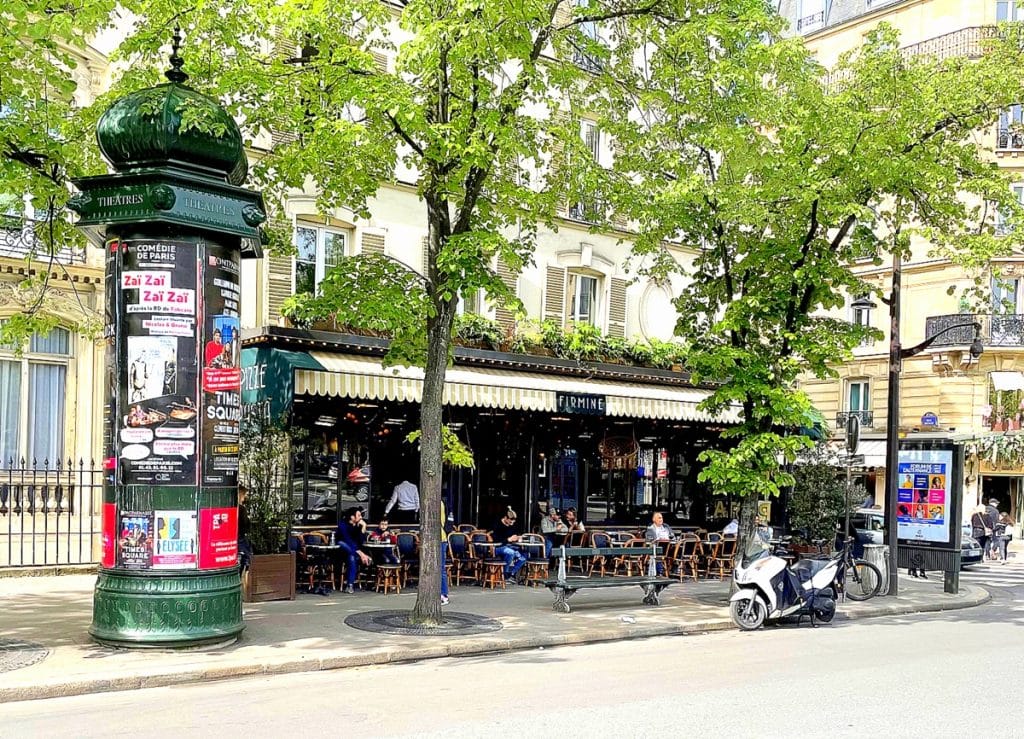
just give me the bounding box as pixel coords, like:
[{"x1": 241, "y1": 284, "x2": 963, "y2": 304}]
[{"x1": 780, "y1": 0, "x2": 1024, "y2": 527}]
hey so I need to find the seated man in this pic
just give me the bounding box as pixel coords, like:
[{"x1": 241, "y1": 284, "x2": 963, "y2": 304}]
[
  {"x1": 336, "y1": 506, "x2": 372, "y2": 593},
  {"x1": 367, "y1": 518, "x2": 399, "y2": 564},
  {"x1": 540, "y1": 506, "x2": 568, "y2": 557},
  {"x1": 645, "y1": 511, "x2": 674, "y2": 575},
  {"x1": 492, "y1": 507, "x2": 527, "y2": 581},
  {"x1": 645, "y1": 511, "x2": 675, "y2": 542}
]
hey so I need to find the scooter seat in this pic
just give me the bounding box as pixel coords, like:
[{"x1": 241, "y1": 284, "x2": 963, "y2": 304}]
[{"x1": 791, "y1": 557, "x2": 830, "y2": 581}]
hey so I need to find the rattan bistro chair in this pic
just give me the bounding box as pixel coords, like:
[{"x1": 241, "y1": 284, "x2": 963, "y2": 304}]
[
  {"x1": 706, "y1": 536, "x2": 737, "y2": 580},
  {"x1": 396, "y1": 532, "x2": 420, "y2": 587},
  {"x1": 447, "y1": 532, "x2": 473, "y2": 586},
  {"x1": 518, "y1": 533, "x2": 549, "y2": 587},
  {"x1": 675, "y1": 536, "x2": 701, "y2": 582},
  {"x1": 612, "y1": 537, "x2": 648, "y2": 577}
]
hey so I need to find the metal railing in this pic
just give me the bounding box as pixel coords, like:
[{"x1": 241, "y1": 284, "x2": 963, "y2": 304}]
[
  {"x1": 797, "y1": 11, "x2": 824, "y2": 31},
  {"x1": 836, "y1": 410, "x2": 874, "y2": 428},
  {"x1": 925, "y1": 313, "x2": 1024, "y2": 348},
  {"x1": 0, "y1": 458, "x2": 102, "y2": 568},
  {"x1": 997, "y1": 127, "x2": 1024, "y2": 151},
  {"x1": 901, "y1": 26, "x2": 999, "y2": 61}
]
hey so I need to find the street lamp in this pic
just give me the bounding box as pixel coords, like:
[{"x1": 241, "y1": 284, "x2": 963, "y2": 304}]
[{"x1": 851, "y1": 290, "x2": 984, "y2": 598}]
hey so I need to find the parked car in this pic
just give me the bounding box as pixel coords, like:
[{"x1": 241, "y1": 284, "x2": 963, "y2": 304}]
[
  {"x1": 326, "y1": 464, "x2": 371, "y2": 502},
  {"x1": 849, "y1": 508, "x2": 982, "y2": 568}
]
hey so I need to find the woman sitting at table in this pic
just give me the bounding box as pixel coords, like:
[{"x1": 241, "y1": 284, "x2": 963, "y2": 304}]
[
  {"x1": 367, "y1": 518, "x2": 400, "y2": 564},
  {"x1": 564, "y1": 507, "x2": 585, "y2": 533}
]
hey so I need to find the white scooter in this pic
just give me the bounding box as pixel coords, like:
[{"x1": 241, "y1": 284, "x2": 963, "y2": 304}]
[{"x1": 729, "y1": 547, "x2": 840, "y2": 631}]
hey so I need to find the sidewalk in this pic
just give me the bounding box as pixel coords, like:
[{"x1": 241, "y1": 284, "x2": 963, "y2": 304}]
[{"x1": 0, "y1": 572, "x2": 989, "y2": 704}]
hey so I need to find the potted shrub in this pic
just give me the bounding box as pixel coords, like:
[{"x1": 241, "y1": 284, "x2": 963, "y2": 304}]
[
  {"x1": 788, "y1": 444, "x2": 861, "y2": 555},
  {"x1": 563, "y1": 322, "x2": 606, "y2": 361},
  {"x1": 239, "y1": 409, "x2": 298, "y2": 602},
  {"x1": 510, "y1": 319, "x2": 549, "y2": 355}
]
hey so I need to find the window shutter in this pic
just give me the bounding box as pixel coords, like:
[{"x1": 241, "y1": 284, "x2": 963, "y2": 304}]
[
  {"x1": 372, "y1": 52, "x2": 388, "y2": 73},
  {"x1": 584, "y1": 122, "x2": 600, "y2": 161},
  {"x1": 554, "y1": 0, "x2": 573, "y2": 25},
  {"x1": 267, "y1": 217, "x2": 295, "y2": 324},
  {"x1": 421, "y1": 236, "x2": 430, "y2": 277},
  {"x1": 271, "y1": 30, "x2": 300, "y2": 148},
  {"x1": 607, "y1": 276, "x2": 627, "y2": 338},
  {"x1": 548, "y1": 109, "x2": 571, "y2": 218},
  {"x1": 494, "y1": 258, "x2": 519, "y2": 331},
  {"x1": 360, "y1": 231, "x2": 385, "y2": 256},
  {"x1": 544, "y1": 265, "x2": 567, "y2": 324}
]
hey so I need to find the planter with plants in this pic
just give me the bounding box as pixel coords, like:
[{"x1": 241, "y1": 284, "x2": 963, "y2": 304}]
[{"x1": 239, "y1": 409, "x2": 299, "y2": 602}]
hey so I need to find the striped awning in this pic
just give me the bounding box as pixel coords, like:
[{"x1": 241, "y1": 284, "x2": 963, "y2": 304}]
[{"x1": 294, "y1": 352, "x2": 739, "y2": 424}]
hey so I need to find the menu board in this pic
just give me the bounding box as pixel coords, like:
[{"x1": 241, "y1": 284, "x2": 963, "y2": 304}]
[
  {"x1": 896, "y1": 449, "x2": 953, "y2": 545},
  {"x1": 117, "y1": 239, "x2": 199, "y2": 486},
  {"x1": 200, "y1": 244, "x2": 242, "y2": 487}
]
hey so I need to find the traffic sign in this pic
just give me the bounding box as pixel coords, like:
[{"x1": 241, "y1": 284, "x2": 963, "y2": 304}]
[{"x1": 846, "y1": 413, "x2": 861, "y2": 454}]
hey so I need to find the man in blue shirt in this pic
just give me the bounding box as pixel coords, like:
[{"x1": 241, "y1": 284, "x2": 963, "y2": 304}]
[{"x1": 336, "y1": 507, "x2": 372, "y2": 593}]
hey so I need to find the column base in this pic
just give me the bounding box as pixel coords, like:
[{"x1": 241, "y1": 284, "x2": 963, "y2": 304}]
[{"x1": 90, "y1": 568, "x2": 244, "y2": 649}]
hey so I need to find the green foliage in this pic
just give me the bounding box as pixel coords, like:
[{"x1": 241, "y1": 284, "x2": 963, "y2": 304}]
[
  {"x1": 596, "y1": 10, "x2": 1024, "y2": 503},
  {"x1": 453, "y1": 313, "x2": 503, "y2": 350},
  {"x1": 788, "y1": 445, "x2": 861, "y2": 545},
  {"x1": 562, "y1": 321, "x2": 605, "y2": 361},
  {"x1": 540, "y1": 319, "x2": 569, "y2": 356},
  {"x1": 238, "y1": 409, "x2": 304, "y2": 555},
  {"x1": 406, "y1": 427, "x2": 475, "y2": 470}
]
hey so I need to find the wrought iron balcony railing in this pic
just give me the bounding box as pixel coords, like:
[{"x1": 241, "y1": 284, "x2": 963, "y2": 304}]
[
  {"x1": 836, "y1": 410, "x2": 874, "y2": 428},
  {"x1": 997, "y1": 127, "x2": 1024, "y2": 151},
  {"x1": 796, "y1": 11, "x2": 824, "y2": 31},
  {"x1": 925, "y1": 313, "x2": 1024, "y2": 349}
]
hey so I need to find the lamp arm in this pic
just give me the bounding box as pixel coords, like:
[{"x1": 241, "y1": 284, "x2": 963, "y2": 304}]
[{"x1": 899, "y1": 321, "x2": 982, "y2": 360}]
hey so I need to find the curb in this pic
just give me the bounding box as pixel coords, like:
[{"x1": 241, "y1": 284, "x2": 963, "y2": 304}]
[
  {"x1": 0, "y1": 565, "x2": 97, "y2": 579},
  {"x1": 0, "y1": 585, "x2": 990, "y2": 704}
]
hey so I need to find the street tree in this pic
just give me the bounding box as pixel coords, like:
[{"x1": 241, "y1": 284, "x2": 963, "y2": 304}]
[
  {"x1": 105, "y1": 0, "x2": 693, "y2": 624},
  {"x1": 599, "y1": 7, "x2": 1024, "y2": 544},
  {"x1": 0, "y1": 1, "x2": 117, "y2": 345}
]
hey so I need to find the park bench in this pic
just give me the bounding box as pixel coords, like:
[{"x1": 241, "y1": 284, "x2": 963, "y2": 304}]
[{"x1": 544, "y1": 544, "x2": 672, "y2": 613}]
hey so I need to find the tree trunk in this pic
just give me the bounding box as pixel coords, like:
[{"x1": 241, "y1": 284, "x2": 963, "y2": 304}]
[{"x1": 409, "y1": 207, "x2": 456, "y2": 623}]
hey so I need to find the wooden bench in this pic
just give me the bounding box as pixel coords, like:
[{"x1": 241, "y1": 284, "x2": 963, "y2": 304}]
[{"x1": 544, "y1": 544, "x2": 672, "y2": 613}]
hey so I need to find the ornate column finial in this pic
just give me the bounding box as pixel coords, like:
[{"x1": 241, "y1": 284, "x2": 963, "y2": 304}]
[{"x1": 165, "y1": 24, "x2": 189, "y2": 84}]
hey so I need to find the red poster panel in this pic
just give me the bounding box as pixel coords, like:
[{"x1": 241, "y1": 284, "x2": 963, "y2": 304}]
[
  {"x1": 101, "y1": 502, "x2": 117, "y2": 568},
  {"x1": 199, "y1": 507, "x2": 238, "y2": 569}
]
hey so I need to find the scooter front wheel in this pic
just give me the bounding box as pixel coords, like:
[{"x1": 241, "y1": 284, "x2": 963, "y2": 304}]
[{"x1": 730, "y1": 596, "x2": 767, "y2": 631}]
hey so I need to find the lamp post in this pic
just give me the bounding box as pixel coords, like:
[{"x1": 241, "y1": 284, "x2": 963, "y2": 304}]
[{"x1": 853, "y1": 285, "x2": 983, "y2": 598}]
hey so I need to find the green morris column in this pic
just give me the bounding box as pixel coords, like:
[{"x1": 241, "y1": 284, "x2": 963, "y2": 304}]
[{"x1": 70, "y1": 33, "x2": 265, "y2": 647}]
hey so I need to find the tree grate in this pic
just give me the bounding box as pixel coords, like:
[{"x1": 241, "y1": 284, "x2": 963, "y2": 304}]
[
  {"x1": 344, "y1": 610, "x2": 502, "y2": 636},
  {"x1": 0, "y1": 640, "x2": 49, "y2": 674}
]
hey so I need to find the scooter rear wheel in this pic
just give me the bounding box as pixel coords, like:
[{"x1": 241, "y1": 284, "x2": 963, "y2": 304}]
[{"x1": 730, "y1": 597, "x2": 767, "y2": 631}]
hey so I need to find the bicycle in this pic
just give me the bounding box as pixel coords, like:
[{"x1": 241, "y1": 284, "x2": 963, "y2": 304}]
[{"x1": 833, "y1": 536, "x2": 882, "y2": 601}]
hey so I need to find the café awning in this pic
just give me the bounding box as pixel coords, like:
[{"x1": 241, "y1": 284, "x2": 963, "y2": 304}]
[{"x1": 294, "y1": 352, "x2": 740, "y2": 424}]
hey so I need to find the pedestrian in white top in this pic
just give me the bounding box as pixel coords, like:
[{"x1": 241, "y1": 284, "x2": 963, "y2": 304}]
[{"x1": 385, "y1": 479, "x2": 420, "y2": 524}]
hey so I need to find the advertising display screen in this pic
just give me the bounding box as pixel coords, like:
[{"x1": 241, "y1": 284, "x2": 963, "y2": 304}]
[{"x1": 897, "y1": 448, "x2": 954, "y2": 546}]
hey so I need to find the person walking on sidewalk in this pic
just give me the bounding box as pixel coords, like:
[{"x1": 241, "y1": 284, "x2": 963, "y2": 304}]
[
  {"x1": 995, "y1": 512, "x2": 1015, "y2": 564},
  {"x1": 440, "y1": 499, "x2": 451, "y2": 605},
  {"x1": 492, "y1": 507, "x2": 527, "y2": 582},
  {"x1": 986, "y1": 498, "x2": 1002, "y2": 560},
  {"x1": 972, "y1": 504, "x2": 994, "y2": 562}
]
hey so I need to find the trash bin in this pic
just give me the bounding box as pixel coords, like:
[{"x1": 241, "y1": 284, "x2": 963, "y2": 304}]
[{"x1": 862, "y1": 543, "x2": 889, "y2": 596}]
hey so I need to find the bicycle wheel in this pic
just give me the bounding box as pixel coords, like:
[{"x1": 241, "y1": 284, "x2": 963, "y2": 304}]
[{"x1": 844, "y1": 560, "x2": 882, "y2": 601}]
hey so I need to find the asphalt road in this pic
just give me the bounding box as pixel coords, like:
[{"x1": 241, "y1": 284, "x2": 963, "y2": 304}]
[{"x1": 3, "y1": 560, "x2": 1023, "y2": 739}]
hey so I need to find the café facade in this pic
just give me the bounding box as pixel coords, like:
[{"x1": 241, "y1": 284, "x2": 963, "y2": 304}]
[{"x1": 241, "y1": 326, "x2": 742, "y2": 533}]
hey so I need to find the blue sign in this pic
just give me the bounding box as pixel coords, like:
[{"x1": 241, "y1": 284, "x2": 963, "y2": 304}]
[{"x1": 921, "y1": 412, "x2": 939, "y2": 426}]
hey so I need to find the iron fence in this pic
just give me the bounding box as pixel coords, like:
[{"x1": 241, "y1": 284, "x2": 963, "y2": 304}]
[{"x1": 0, "y1": 459, "x2": 102, "y2": 568}]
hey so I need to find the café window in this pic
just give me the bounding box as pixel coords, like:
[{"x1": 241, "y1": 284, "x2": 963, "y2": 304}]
[
  {"x1": 0, "y1": 327, "x2": 70, "y2": 464},
  {"x1": 294, "y1": 223, "x2": 349, "y2": 295},
  {"x1": 845, "y1": 379, "x2": 870, "y2": 424}
]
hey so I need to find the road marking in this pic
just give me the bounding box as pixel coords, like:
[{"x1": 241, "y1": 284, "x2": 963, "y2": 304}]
[{"x1": 959, "y1": 559, "x2": 1024, "y2": 589}]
